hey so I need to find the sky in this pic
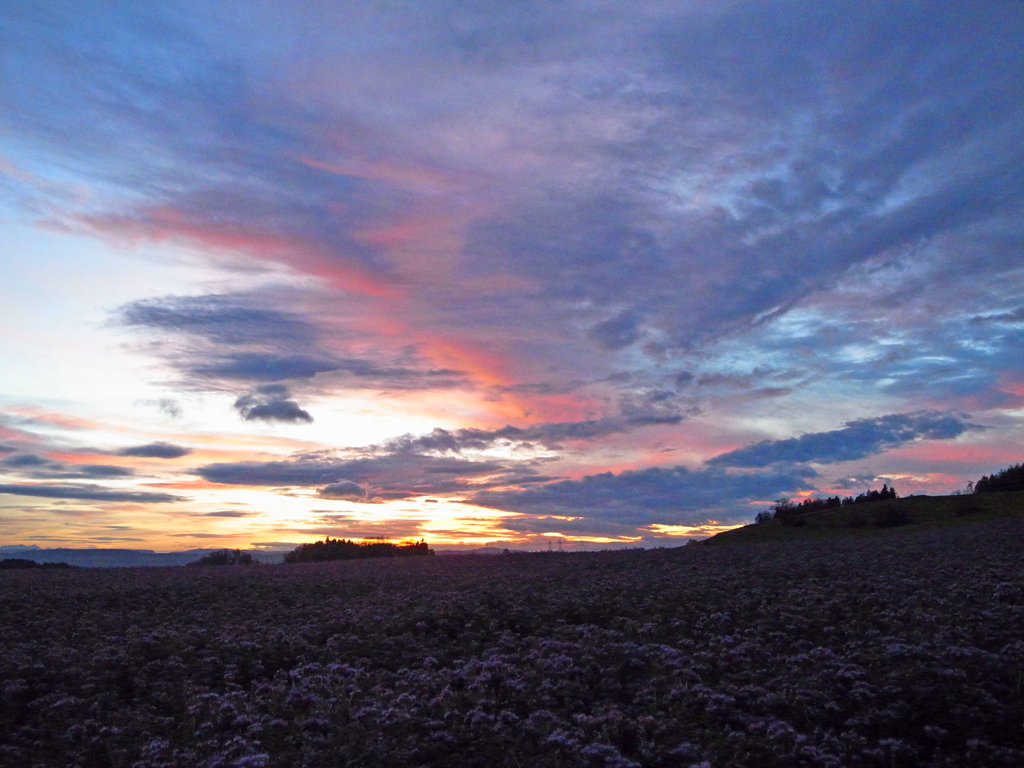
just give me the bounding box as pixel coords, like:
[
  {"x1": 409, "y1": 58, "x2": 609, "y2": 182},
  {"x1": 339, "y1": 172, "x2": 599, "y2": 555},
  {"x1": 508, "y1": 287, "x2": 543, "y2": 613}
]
[{"x1": 1, "y1": 0, "x2": 1023, "y2": 552}]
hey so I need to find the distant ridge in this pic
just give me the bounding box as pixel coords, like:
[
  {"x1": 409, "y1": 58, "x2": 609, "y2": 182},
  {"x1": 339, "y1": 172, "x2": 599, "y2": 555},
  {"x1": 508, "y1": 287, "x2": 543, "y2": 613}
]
[
  {"x1": 0, "y1": 545, "x2": 287, "y2": 568},
  {"x1": 434, "y1": 547, "x2": 525, "y2": 556}
]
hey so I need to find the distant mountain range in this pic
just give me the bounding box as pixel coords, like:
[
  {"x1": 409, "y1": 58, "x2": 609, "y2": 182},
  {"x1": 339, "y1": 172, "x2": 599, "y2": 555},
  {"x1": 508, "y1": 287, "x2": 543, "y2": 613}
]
[
  {"x1": 0, "y1": 544, "x2": 288, "y2": 568},
  {"x1": 0, "y1": 544, "x2": 542, "y2": 567}
]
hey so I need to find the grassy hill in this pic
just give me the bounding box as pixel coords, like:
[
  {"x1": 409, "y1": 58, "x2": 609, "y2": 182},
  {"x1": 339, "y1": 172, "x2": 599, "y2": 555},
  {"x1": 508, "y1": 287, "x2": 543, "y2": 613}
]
[{"x1": 704, "y1": 489, "x2": 1024, "y2": 545}]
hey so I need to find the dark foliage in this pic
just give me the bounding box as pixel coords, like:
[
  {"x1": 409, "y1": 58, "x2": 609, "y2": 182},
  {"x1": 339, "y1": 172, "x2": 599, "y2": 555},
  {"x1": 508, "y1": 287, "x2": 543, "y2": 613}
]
[
  {"x1": 283, "y1": 537, "x2": 432, "y2": 564},
  {"x1": 191, "y1": 549, "x2": 254, "y2": 566},
  {"x1": 765, "y1": 486, "x2": 898, "y2": 526},
  {"x1": 843, "y1": 484, "x2": 899, "y2": 506},
  {"x1": 0, "y1": 559, "x2": 76, "y2": 570},
  {"x1": 976, "y1": 463, "x2": 1024, "y2": 494},
  {"x1": 954, "y1": 498, "x2": 984, "y2": 517},
  {"x1": 871, "y1": 503, "x2": 913, "y2": 528},
  {"x1": 848, "y1": 510, "x2": 869, "y2": 528}
]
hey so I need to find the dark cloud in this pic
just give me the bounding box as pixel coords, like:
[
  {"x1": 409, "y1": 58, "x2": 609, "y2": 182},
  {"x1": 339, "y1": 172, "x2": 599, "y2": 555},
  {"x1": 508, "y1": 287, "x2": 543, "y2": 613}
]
[
  {"x1": 119, "y1": 294, "x2": 318, "y2": 346},
  {"x1": 589, "y1": 311, "x2": 642, "y2": 350},
  {"x1": 200, "y1": 510, "x2": 255, "y2": 518},
  {"x1": 0, "y1": 454, "x2": 135, "y2": 480},
  {"x1": 118, "y1": 442, "x2": 192, "y2": 459},
  {"x1": 199, "y1": 354, "x2": 340, "y2": 382},
  {"x1": 1, "y1": 454, "x2": 51, "y2": 467},
  {"x1": 46, "y1": 465, "x2": 135, "y2": 479},
  {"x1": 193, "y1": 354, "x2": 464, "y2": 387},
  {"x1": 0, "y1": 483, "x2": 183, "y2": 503},
  {"x1": 710, "y1": 412, "x2": 979, "y2": 468},
  {"x1": 117, "y1": 294, "x2": 345, "y2": 387},
  {"x1": 234, "y1": 385, "x2": 313, "y2": 424},
  {"x1": 117, "y1": 292, "x2": 467, "y2": 391},
  {"x1": 380, "y1": 411, "x2": 683, "y2": 454},
  {"x1": 617, "y1": 389, "x2": 687, "y2": 426},
  {"x1": 672, "y1": 372, "x2": 694, "y2": 389},
  {"x1": 317, "y1": 480, "x2": 369, "y2": 501},
  {"x1": 195, "y1": 452, "x2": 530, "y2": 498},
  {"x1": 471, "y1": 464, "x2": 816, "y2": 525},
  {"x1": 0, "y1": 444, "x2": 17, "y2": 453},
  {"x1": 970, "y1": 307, "x2": 1024, "y2": 325}
]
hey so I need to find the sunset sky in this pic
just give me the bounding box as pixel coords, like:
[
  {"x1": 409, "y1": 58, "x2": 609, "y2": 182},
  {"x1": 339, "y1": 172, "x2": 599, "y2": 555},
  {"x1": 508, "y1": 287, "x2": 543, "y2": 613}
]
[{"x1": 2, "y1": 1, "x2": 1023, "y2": 551}]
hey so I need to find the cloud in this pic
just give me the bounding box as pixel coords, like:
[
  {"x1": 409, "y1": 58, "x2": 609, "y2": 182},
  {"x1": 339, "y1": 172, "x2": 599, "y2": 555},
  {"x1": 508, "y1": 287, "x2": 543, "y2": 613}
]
[
  {"x1": 199, "y1": 510, "x2": 256, "y2": 518},
  {"x1": 234, "y1": 385, "x2": 313, "y2": 424},
  {"x1": 157, "y1": 399, "x2": 183, "y2": 418},
  {"x1": 118, "y1": 442, "x2": 192, "y2": 459},
  {"x1": 117, "y1": 292, "x2": 468, "y2": 391},
  {"x1": 199, "y1": 354, "x2": 341, "y2": 382},
  {"x1": 46, "y1": 465, "x2": 135, "y2": 479},
  {"x1": 0, "y1": 454, "x2": 136, "y2": 480},
  {"x1": 589, "y1": 311, "x2": 642, "y2": 350},
  {"x1": 119, "y1": 294, "x2": 318, "y2": 346},
  {"x1": 195, "y1": 452, "x2": 535, "y2": 498},
  {"x1": 710, "y1": 412, "x2": 979, "y2": 468},
  {"x1": 0, "y1": 483, "x2": 183, "y2": 503},
  {"x1": 3, "y1": 0, "x2": 1024, "y2": 540},
  {"x1": 0, "y1": 444, "x2": 16, "y2": 453},
  {"x1": 380, "y1": 412, "x2": 684, "y2": 454},
  {"x1": 471, "y1": 464, "x2": 817, "y2": 525},
  {"x1": 617, "y1": 389, "x2": 688, "y2": 425},
  {"x1": 317, "y1": 480, "x2": 369, "y2": 501},
  {"x1": 970, "y1": 307, "x2": 1024, "y2": 325},
  {"x1": 1, "y1": 454, "x2": 51, "y2": 467}
]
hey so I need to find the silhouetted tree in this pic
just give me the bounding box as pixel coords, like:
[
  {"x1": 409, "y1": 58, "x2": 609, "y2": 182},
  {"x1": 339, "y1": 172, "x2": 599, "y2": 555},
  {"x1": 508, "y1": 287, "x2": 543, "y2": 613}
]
[
  {"x1": 191, "y1": 549, "x2": 253, "y2": 566},
  {"x1": 841, "y1": 485, "x2": 898, "y2": 506},
  {"x1": 284, "y1": 537, "x2": 433, "y2": 563},
  {"x1": 975, "y1": 463, "x2": 1024, "y2": 494}
]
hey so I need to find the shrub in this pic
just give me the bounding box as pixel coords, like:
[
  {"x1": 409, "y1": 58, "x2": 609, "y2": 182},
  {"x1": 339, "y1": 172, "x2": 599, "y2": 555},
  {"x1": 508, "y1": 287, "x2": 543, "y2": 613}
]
[
  {"x1": 871, "y1": 504, "x2": 912, "y2": 528},
  {"x1": 954, "y1": 499, "x2": 983, "y2": 517},
  {"x1": 848, "y1": 511, "x2": 868, "y2": 529},
  {"x1": 191, "y1": 549, "x2": 254, "y2": 566}
]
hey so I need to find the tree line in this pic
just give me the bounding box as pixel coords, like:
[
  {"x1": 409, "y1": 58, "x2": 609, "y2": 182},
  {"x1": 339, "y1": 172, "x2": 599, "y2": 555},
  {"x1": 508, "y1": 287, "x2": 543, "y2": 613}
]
[
  {"x1": 757, "y1": 484, "x2": 899, "y2": 524},
  {"x1": 283, "y1": 537, "x2": 433, "y2": 564},
  {"x1": 0, "y1": 558, "x2": 77, "y2": 570},
  {"x1": 975, "y1": 463, "x2": 1024, "y2": 494}
]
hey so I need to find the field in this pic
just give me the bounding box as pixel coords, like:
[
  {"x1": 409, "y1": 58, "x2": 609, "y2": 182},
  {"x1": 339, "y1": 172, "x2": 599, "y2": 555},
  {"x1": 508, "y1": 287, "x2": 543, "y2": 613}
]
[{"x1": 2, "y1": 520, "x2": 1023, "y2": 768}]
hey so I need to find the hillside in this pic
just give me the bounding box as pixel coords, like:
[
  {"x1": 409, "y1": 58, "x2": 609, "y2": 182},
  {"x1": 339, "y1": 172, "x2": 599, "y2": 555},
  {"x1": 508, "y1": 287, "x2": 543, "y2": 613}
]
[{"x1": 704, "y1": 489, "x2": 1024, "y2": 545}]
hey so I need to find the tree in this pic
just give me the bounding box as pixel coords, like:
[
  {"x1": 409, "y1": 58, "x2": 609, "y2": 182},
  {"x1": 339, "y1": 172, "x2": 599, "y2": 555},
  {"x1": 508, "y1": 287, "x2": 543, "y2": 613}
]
[
  {"x1": 975, "y1": 463, "x2": 1024, "y2": 494},
  {"x1": 191, "y1": 549, "x2": 254, "y2": 566},
  {"x1": 283, "y1": 537, "x2": 433, "y2": 564}
]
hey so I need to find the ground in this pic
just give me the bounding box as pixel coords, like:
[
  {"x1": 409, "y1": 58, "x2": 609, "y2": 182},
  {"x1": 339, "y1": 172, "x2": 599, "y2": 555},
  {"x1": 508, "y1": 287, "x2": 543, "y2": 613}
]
[{"x1": 2, "y1": 516, "x2": 1023, "y2": 767}]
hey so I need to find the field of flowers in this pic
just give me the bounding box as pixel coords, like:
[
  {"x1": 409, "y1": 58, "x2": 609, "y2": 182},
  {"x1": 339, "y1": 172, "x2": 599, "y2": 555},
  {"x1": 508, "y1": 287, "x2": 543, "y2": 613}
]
[{"x1": 2, "y1": 519, "x2": 1023, "y2": 768}]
